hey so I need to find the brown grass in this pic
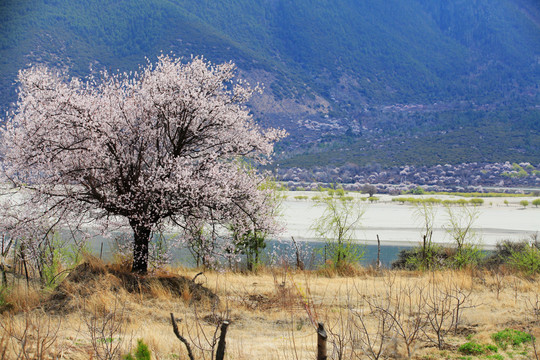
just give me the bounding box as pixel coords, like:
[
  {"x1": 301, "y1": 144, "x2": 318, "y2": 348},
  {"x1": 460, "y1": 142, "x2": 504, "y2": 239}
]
[{"x1": 1, "y1": 263, "x2": 540, "y2": 359}]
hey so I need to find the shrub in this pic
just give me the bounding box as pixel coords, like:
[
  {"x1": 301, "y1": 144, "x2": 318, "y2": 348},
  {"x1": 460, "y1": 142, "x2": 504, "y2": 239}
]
[
  {"x1": 492, "y1": 329, "x2": 533, "y2": 350},
  {"x1": 520, "y1": 200, "x2": 529, "y2": 208},
  {"x1": 483, "y1": 240, "x2": 529, "y2": 269},
  {"x1": 410, "y1": 186, "x2": 425, "y2": 195},
  {"x1": 452, "y1": 244, "x2": 484, "y2": 269},
  {"x1": 458, "y1": 341, "x2": 484, "y2": 355},
  {"x1": 124, "y1": 339, "x2": 151, "y2": 360},
  {"x1": 469, "y1": 198, "x2": 484, "y2": 206},
  {"x1": 392, "y1": 197, "x2": 402, "y2": 203},
  {"x1": 485, "y1": 355, "x2": 504, "y2": 360},
  {"x1": 458, "y1": 341, "x2": 497, "y2": 355},
  {"x1": 391, "y1": 245, "x2": 448, "y2": 270},
  {"x1": 533, "y1": 198, "x2": 540, "y2": 207},
  {"x1": 392, "y1": 243, "x2": 485, "y2": 271},
  {"x1": 508, "y1": 245, "x2": 540, "y2": 275}
]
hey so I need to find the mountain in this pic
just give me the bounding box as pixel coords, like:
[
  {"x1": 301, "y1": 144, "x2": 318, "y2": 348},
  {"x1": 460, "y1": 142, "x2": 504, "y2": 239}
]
[{"x1": 1, "y1": 0, "x2": 539, "y2": 169}]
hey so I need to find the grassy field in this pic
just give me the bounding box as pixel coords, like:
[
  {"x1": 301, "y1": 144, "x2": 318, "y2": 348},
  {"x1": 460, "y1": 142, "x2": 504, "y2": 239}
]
[{"x1": 1, "y1": 258, "x2": 540, "y2": 359}]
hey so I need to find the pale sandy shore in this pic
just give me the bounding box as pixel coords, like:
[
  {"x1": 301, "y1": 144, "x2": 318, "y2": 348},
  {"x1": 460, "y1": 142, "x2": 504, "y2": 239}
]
[{"x1": 279, "y1": 192, "x2": 540, "y2": 248}]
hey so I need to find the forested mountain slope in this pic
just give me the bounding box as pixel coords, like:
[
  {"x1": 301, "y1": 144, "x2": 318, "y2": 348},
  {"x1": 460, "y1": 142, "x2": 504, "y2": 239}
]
[{"x1": 1, "y1": 0, "x2": 539, "y2": 167}]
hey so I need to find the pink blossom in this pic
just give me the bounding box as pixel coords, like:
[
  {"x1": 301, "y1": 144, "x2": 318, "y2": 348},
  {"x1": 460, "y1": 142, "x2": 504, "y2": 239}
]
[{"x1": 2, "y1": 55, "x2": 286, "y2": 273}]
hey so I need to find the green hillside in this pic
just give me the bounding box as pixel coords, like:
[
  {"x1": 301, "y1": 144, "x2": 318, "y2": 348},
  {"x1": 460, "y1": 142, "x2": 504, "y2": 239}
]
[{"x1": 0, "y1": 0, "x2": 539, "y2": 167}]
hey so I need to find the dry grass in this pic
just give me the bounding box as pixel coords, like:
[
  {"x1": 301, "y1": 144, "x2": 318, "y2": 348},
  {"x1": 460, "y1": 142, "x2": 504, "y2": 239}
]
[
  {"x1": 1, "y1": 263, "x2": 540, "y2": 359},
  {"x1": 2, "y1": 281, "x2": 43, "y2": 313}
]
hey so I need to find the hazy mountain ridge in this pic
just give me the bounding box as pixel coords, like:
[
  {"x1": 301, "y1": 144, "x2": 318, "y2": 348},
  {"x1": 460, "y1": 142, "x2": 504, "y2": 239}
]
[{"x1": 0, "y1": 0, "x2": 538, "y2": 169}]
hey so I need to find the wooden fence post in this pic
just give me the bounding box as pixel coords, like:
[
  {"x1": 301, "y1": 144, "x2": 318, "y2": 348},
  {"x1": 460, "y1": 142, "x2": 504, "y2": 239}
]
[
  {"x1": 215, "y1": 320, "x2": 230, "y2": 360},
  {"x1": 291, "y1": 236, "x2": 305, "y2": 270},
  {"x1": 317, "y1": 322, "x2": 327, "y2": 360},
  {"x1": 377, "y1": 234, "x2": 381, "y2": 270}
]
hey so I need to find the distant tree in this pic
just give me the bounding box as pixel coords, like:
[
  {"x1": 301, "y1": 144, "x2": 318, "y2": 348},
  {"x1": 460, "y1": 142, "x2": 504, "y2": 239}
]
[
  {"x1": 469, "y1": 198, "x2": 484, "y2": 206},
  {"x1": 1, "y1": 56, "x2": 286, "y2": 273},
  {"x1": 533, "y1": 199, "x2": 540, "y2": 208},
  {"x1": 312, "y1": 190, "x2": 365, "y2": 268},
  {"x1": 230, "y1": 177, "x2": 283, "y2": 271},
  {"x1": 181, "y1": 217, "x2": 217, "y2": 269},
  {"x1": 444, "y1": 204, "x2": 483, "y2": 268},
  {"x1": 410, "y1": 186, "x2": 425, "y2": 195},
  {"x1": 413, "y1": 202, "x2": 439, "y2": 270},
  {"x1": 444, "y1": 204, "x2": 479, "y2": 253},
  {"x1": 231, "y1": 230, "x2": 266, "y2": 271},
  {"x1": 362, "y1": 184, "x2": 377, "y2": 197},
  {"x1": 520, "y1": 200, "x2": 529, "y2": 208}
]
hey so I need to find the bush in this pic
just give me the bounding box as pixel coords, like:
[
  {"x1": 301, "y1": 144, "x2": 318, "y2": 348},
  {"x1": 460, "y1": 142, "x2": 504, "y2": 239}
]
[
  {"x1": 483, "y1": 240, "x2": 530, "y2": 269},
  {"x1": 508, "y1": 244, "x2": 540, "y2": 275},
  {"x1": 409, "y1": 186, "x2": 425, "y2": 195},
  {"x1": 485, "y1": 355, "x2": 504, "y2": 360},
  {"x1": 392, "y1": 244, "x2": 485, "y2": 270},
  {"x1": 124, "y1": 339, "x2": 151, "y2": 360},
  {"x1": 392, "y1": 196, "x2": 490, "y2": 207},
  {"x1": 469, "y1": 198, "x2": 484, "y2": 206},
  {"x1": 458, "y1": 341, "x2": 497, "y2": 355},
  {"x1": 392, "y1": 197, "x2": 409, "y2": 204},
  {"x1": 458, "y1": 341, "x2": 484, "y2": 355},
  {"x1": 392, "y1": 245, "x2": 448, "y2": 270},
  {"x1": 452, "y1": 244, "x2": 484, "y2": 269},
  {"x1": 492, "y1": 329, "x2": 533, "y2": 350}
]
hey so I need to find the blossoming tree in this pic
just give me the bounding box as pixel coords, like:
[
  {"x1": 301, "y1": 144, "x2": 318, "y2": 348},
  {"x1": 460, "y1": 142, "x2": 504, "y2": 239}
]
[{"x1": 1, "y1": 55, "x2": 286, "y2": 273}]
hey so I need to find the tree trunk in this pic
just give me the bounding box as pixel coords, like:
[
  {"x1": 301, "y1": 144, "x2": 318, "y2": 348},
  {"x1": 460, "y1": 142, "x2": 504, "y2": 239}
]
[{"x1": 130, "y1": 220, "x2": 152, "y2": 274}]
